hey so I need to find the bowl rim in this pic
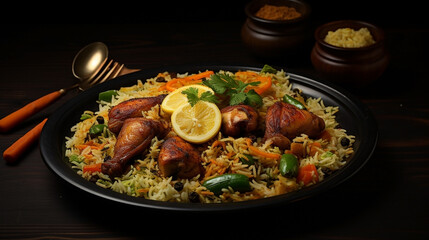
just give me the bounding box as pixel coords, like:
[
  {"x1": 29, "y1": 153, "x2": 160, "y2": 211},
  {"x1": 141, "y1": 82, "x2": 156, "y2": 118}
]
[
  {"x1": 314, "y1": 20, "x2": 385, "y2": 52},
  {"x1": 245, "y1": 0, "x2": 311, "y2": 24}
]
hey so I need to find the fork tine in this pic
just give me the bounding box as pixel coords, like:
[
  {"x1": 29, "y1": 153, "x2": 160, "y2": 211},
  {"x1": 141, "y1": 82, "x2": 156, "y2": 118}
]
[
  {"x1": 98, "y1": 62, "x2": 119, "y2": 84},
  {"x1": 89, "y1": 59, "x2": 113, "y2": 86},
  {"x1": 110, "y1": 63, "x2": 124, "y2": 80}
]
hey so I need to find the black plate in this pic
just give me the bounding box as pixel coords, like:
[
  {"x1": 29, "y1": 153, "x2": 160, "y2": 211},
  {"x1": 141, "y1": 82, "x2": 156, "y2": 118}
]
[{"x1": 40, "y1": 65, "x2": 378, "y2": 211}]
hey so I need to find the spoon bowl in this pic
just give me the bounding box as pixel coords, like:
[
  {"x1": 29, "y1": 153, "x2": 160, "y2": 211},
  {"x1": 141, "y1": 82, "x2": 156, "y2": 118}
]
[{"x1": 72, "y1": 42, "x2": 109, "y2": 82}]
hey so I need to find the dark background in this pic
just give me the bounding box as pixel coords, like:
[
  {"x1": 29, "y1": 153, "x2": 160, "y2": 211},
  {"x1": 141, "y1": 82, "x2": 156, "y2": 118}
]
[{"x1": 1, "y1": 0, "x2": 428, "y2": 239}]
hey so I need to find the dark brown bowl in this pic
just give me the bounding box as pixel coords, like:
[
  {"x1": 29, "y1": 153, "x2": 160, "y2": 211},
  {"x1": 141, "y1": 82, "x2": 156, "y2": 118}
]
[
  {"x1": 241, "y1": 0, "x2": 312, "y2": 59},
  {"x1": 311, "y1": 20, "x2": 389, "y2": 88}
]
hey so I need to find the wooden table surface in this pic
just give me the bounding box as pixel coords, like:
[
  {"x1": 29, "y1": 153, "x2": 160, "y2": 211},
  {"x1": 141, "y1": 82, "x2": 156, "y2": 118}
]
[{"x1": 1, "y1": 1, "x2": 428, "y2": 239}]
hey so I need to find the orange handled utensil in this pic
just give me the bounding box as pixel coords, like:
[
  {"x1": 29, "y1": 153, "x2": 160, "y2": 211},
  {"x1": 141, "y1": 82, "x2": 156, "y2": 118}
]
[
  {"x1": 3, "y1": 119, "x2": 48, "y2": 163},
  {"x1": 0, "y1": 42, "x2": 109, "y2": 133},
  {"x1": 1, "y1": 42, "x2": 139, "y2": 163}
]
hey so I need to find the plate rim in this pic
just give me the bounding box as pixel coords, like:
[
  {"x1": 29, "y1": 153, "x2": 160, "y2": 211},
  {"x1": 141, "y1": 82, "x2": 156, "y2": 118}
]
[{"x1": 40, "y1": 65, "x2": 378, "y2": 211}]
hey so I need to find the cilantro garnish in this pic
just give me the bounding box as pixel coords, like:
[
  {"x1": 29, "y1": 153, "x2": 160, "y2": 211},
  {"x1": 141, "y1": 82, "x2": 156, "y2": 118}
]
[
  {"x1": 261, "y1": 64, "x2": 278, "y2": 74},
  {"x1": 202, "y1": 73, "x2": 262, "y2": 108},
  {"x1": 181, "y1": 87, "x2": 219, "y2": 107}
]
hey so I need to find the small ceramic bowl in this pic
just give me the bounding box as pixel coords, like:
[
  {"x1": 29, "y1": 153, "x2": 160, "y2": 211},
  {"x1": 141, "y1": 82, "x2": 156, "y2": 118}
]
[
  {"x1": 311, "y1": 20, "x2": 389, "y2": 88},
  {"x1": 241, "y1": 0, "x2": 312, "y2": 60}
]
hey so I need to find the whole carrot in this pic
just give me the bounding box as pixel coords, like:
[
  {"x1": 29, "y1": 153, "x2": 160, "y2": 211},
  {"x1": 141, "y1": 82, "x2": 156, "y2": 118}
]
[
  {"x1": 3, "y1": 118, "x2": 48, "y2": 163},
  {"x1": 0, "y1": 90, "x2": 63, "y2": 132}
]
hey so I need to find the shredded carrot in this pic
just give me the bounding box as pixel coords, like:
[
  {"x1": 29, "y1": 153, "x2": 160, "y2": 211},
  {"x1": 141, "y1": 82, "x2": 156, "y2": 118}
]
[
  {"x1": 246, "y1": 138, "x2": 281, "y2": 160},
  {"x1": 211, "y1": 140, "x2": 226, "y2": 150},
  {"x1": 218, "y1": 168, "x2": 227, "y2": 175},
  {"x1": 200, "y1": 191, "x2": 215, "y2": 196},
  {"x1": 206, "y1": 159, "x2": 228, "y2": 177},
  {"x1": 210, "y1": 159, "x2": 224, "y2": 166},
  {"x1": 137, "y1": 188, "x2": 150, "y2": 193},
  {"x1": 204, "y1": 164, "x2": 215, "y2": 178},
  {"x1": 165, "y1": 70, "x2": 214, "y2": 92},
  {"x1": 76, "y1": 141, "x2": 105, "y2": 151},
  {"x1": 157, "y1": 84, "x2": 168, "y2": 92},
  {"x1": 235, "y1": 71, "x2": 272, "y2": 95},
  {"x1": 226, "y1": 151, "x2": 236, "y2": 158},
  {"x1": 83, "y1": 154, "x2": 94, "y2": 160},
  {"x1": 235, "y1": 71, "x2": 259, "y2": 78},
  {"x1": 82, "y1": 163, "x2": 102, "y2": 173}
]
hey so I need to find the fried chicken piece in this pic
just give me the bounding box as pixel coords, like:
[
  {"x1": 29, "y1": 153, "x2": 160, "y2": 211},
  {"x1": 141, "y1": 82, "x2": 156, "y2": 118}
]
[
  {"x1": 101, "y1": 118, "x2": 169, "y2": 178},
  {"x1": 158, "y1": 136, "x2": 203, "y2": 179},
  {"x1": 264, "y1": 101, "x2": 325, "y2": 149},
  {"x1": 220, "y1": 105, "x2": 259, "y2": 137},
  {"x1": 108, "y1": 94, "x2": 167, "y2": 134}
]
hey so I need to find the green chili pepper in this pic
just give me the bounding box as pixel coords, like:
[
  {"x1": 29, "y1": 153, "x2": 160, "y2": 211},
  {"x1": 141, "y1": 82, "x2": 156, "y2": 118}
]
[
  {"x1": 99, "y1": 90, "x2": 118, "y2": 102},
  {"x1": 80, "y1": 113, "x2": 92, "y2": 120},
  {"x1": 202, "y1": 173, "x2": 251, "y2": 195},
  {"x1": 279, "y1": 153, "x2": 298, "y2": 178},
  {"x1": 89, "y1": 124, "x2": 107, "y2": 137},
  {"x1": 261, "y1": 64, "x2": 278, "y2": 74},
  {"x1": 283, "y1": 94, "x2": 306, "y2": 110}
]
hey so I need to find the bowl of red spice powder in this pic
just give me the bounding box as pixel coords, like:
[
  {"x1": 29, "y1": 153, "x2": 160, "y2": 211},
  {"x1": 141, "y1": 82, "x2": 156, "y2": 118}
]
[{"x1": 241, "y1": 0, "x2": 312, "y2": 60}]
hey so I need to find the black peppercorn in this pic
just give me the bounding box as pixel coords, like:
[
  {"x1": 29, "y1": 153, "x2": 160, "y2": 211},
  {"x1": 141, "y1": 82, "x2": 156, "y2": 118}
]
[
  {"x1": 96, "y1": 116, "x2": 105, "y2": 124},
  {"x1": 189, "y1": 191, "x2": 200, "y2": 203},
  {"x1": 341, "y1": 137, "x2": 350, "y2": 147},
  {"x1": 156, "y1": 76, "x2": 166, "y2": 82},
  {"x1": 173, "y1": 182, "x2": 184, "y2": 191}
]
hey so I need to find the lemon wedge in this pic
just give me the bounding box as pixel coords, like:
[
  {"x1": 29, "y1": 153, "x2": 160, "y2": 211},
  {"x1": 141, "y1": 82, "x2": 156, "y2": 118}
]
[
  {"x1": 161, "y1": 84, "x2": 214, "y2": 115},
  {"x1": 171, "y1": 101, "x2": 221, "y2": 144}
]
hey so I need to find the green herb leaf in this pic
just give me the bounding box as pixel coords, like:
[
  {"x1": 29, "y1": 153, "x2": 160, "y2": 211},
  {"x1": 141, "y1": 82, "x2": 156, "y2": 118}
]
[
  {"x1": 181, "y1": 87, "x2": 219, "y2": 107},
  {"x1": 181, "y1": 87, "x2": 200, "y2": 107},
  {"x1": 229, "y1": 92, "x2": 247, "y2": 106},
  {"x1": 244, "y1": 89, "x2": 262, "y2": 108},
  {"x1": 261, "y1": 64, "x2": 278, "y2": 74},
  {"x1": 199, "y1": 91, "x2": 219, "y2": 104},
  {"x1": 203, "y1": 73, "x2": 263, "y2": 108},
  {"x1": 80, "y1": 113, "x2": 93, "y2": 120},
  {"x1": 202, "y1": 74, "x2": 228, "y2": 94}
]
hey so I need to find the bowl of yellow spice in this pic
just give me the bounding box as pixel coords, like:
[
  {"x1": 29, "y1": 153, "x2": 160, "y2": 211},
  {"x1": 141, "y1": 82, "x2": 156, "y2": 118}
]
[
  {"x1": 311, "y1": 20, "x2": 389, "y2": 88},
  {"x1": 241, "y1": 0, "x2": 312, "y2": 60}
]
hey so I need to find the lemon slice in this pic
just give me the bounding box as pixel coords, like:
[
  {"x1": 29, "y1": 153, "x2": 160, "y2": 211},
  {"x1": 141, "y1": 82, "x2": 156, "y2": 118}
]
[
  {"x1": 161, "y1": 84, "x2": 214, "y2": 114},
  {"x1": 171, "y1": 101, "x2": 221, "y2": 144}
]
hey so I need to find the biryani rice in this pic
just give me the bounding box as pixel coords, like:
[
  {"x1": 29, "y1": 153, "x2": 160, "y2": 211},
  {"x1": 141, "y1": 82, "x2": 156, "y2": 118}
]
[{"x1": 65, "y1": 68, "x2": 355, "y2": 203}]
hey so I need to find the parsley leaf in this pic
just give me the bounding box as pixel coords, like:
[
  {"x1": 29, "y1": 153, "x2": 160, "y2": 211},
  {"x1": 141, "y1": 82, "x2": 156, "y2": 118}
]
[
  {"x1": 244, "y1": 89, "x2": 262, "y2": 107},
  {"x1": 181, "y1": 87, "x2": 200, "y2": 106},
  {"x1": 200, "y1": 91, "x2": 219, "y2": 104},
  {"x1": 181, "y1": 87, "x2": 219, "y2": 107},
  {"x1": 202, "y1": 74, "x2": 228, "y2": 94},
  {"x1": 229, "y1": 92, "x2": 247, "y2": 106},
  {"x1": 203, "y1": 73, "x2": 263, "y2": 108}
]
